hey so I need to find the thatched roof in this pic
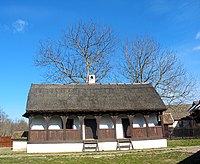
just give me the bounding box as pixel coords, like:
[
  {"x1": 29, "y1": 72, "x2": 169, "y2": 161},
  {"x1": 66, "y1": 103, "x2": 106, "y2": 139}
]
[
  {"x1": 166, "y1": 104, "x2": 191, "y2": 120},
  {"x1": 163, "y1": 112, "x2": 174, "y2": 125},
  {"x1": 24, "y1": 83, "x2": 166, "y2": 116},
  {"x1": 11, "y1": 131, "x2": 28, "y2": 140},
  {"x1": 188, "y1": 100, "x2": 200, "y2": 112}
]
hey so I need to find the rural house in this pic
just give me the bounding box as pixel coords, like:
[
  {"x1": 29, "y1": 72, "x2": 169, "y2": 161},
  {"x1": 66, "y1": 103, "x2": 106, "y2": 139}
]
[
  {"x1": 163, "y1": 104, "x2": 191, "y2": 138},
  {"x1": 166, "y1": 104, "x2": 192, "y2": 129},
  {"x1": 163, "y1": 103, "x2": 200, "y2": 138},
  {"x1": 23, "y1": 79, "x2": 167, "y2": 153},
  {"x1": 188, "y1": 100, "x2": 200, "y2": 126}
]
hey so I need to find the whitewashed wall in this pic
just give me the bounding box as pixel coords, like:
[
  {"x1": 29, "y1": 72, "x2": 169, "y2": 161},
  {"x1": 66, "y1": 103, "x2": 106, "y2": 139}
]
[
  {"x1": 31, "y1": 115, "x2": 81, "y2": 130},
  {"x1": 31, "y1": 116, "x2": 46, "y2": 130},
  {"x1": 48, "y1": 116, "x2": 62, "y2": 129},
  {"x1": 116, "y1": 115, "x2": 126, "y2": 139},
  {"x1": 99, "y1": 114, "x2": 114, "y2": 129},
  {"x1": 133, "y1": 113, "x2": 146, "y2": 127},
  {"x1": 82, "y1": 124, "x2": 85, "y2": 140},
  {"x1": 132, "y1": 139, "x2": 167, "y2": 149},
  {"x1": 12, "y1": 140, "x2": 27, "y2": 151},
  {"x1": 27, "y1": 139, "x2": 167, "y2": 153},
  {"x1": 148, "y1": 113, "x2": 158, "y2": 127}
]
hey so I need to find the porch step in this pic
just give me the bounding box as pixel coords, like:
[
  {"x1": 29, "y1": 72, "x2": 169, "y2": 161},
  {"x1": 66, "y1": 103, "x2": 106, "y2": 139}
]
[
  {"x1": 116, "y1": 138, "x2": 133, "y2": 150},
  {"x1": 82, "y1": 139, "x2": 99, "y2": 152}
]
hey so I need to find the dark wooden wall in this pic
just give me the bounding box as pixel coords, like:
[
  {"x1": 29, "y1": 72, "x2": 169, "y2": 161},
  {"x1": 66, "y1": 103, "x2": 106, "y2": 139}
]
[{"x1": 0, "y1": 136, "x2": 12, "y2": 147}]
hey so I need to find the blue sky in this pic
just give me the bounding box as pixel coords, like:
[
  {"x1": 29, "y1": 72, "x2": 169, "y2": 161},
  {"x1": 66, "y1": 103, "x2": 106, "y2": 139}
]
[{"x1": 0, "y1": 0, "x2": 200, "y2": 120}]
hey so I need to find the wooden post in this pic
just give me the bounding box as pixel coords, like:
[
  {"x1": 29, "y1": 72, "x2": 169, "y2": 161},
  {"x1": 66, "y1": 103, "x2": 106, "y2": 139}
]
[
  {"x1": 78, "y1": 116, "x2": 85, "y2": 140},
  {"x1": 191, "y1": 119, "x2": 195, "y2": 137},
  {"x1": 159, "y1": 112, "x2": 165, "y2": 138},
  {"x1": 144, "y1": 114, "x2": 149, "y2": 138},
  {"x1": 28, "y1": 115, "x2": 34, "y2": 141},
  {"x1": 61, "y1": 116, "x2": 68, "y2": 140},
  {"x1": 128, "y1": 114, "x2": 134, "y2": 139},
  {"x1": 111, "y1": 115, "x2": 118, "y2": 139},
  {"x1": 95, "y1": 115, "x2": 101, "y2": 139},
  {"x1": 44, "y1": 115, "x2": 51, "y2": 141}
]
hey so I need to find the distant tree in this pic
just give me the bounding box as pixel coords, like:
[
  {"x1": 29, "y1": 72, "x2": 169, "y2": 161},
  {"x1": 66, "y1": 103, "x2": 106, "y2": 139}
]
[
  {"x1": 120, "y1": 36, "x2": 195, "y2": 104},
  {"x1": 0, "y1": 107, "x2": 28, "y2": 136},
  {"x1": 34, "y1": 21, "x2": 117, "y2": 83},
  {"x1": 12, "y1": 119, "x2": 28, "y2": 132},
  {"x1": 0, "y1": 108, "x2": 12, "y2": 136}
]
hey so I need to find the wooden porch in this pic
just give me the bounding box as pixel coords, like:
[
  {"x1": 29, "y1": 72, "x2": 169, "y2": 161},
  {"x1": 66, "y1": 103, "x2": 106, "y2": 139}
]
[{"x1": 29, "y1": 126, "x2": 163, "y2": 142}]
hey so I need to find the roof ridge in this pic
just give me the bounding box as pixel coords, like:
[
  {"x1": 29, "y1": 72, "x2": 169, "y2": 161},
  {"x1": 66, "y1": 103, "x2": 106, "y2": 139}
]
[{"x1": 31, "y1": 82, "x2": 152, "y2": 86}]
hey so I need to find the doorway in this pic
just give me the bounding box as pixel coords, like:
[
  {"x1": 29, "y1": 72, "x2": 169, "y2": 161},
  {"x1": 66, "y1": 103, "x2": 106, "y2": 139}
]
[
  {"x1": 122, "y1": 118, "x2": 131, "y2": 138},
  {"x1": 85, "y1": 119, "x2": 97, "y2": 139}
]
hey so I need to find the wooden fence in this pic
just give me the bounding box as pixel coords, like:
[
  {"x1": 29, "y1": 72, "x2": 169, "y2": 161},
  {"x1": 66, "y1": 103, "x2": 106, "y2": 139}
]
[
  {"x1": 167, "y1": 127, "x2": 200, "y2": 139},
  {"x1": 0, "y1": 136, "x2": 12, "y2": 147}
]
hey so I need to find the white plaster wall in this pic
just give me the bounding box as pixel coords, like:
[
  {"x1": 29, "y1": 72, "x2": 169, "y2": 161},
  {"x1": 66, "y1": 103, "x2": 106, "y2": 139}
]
[
  {"x1": 82, "y1": 124, "x2": 85, "y2": 140},
  {"x1": 133, "y1": 114, "x2": 146, "y2": 127},
  {"x1": 132, "y1": 139, "x2": 167, "y2": 149},
  {"x1": 98, "y1": 141, "x2": 116, "y2": 151},
  {"x1": 27, "y1": 142, "x2": 117, "y2": 153},
  {"x1": 173, "y1": 121, "x2": 179, "y2": 128},
  {"x1": 48, "y1": 116, "x2": 62, "y2": 130},
  {"x1": 27, "y1": 143, "x2": 83, "y2": 153},
  {"x1": 12, "y1": 140, "x2": 27, "y2": 151},
  {"x1": 116, "y1": 117, "x2": 124, "y2": 139},
  {"x1": 148, "y1": 113, "x2": 158, "y2": 127},
  {"x1": 31, "y1": 117, "x2": 46, "y2": 130},
  {"x1": 99, "y1": 115, "x2": 114, "y2": 129},
  {"x1": 26, "y1": 139, "x2": 167, "y2": 153}
]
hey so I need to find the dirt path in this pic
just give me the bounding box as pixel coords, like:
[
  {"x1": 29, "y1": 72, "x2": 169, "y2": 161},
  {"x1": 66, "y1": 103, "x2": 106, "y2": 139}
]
[{"x1": 176, "y1": 146, "x2": 200, "y2": 153}]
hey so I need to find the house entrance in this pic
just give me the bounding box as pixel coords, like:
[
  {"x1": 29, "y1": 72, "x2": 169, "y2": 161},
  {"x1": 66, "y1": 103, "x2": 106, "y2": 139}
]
[
  {"x1": 85, "y1": 119, "x2": 97, "y2": 139},
  {"x1": 122, "y1": 118, "x2": 131, "y2": 138}
]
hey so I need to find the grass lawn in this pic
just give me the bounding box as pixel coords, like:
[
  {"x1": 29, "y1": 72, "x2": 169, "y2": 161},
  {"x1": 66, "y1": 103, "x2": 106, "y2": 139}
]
[
  {"x1": 1, "y1": 139, "x2": 200, "y2": 164},
  {"x1": 168, "y1": 138, "x2": 200, "y2": 147},
  {"x1": 0, "y1": 150, "x2": 192, "y2": 164}
]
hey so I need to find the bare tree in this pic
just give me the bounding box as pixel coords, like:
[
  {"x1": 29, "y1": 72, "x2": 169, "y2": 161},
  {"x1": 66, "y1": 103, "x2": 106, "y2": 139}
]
[
  {"x1": 0, "y1": 107, "x2": 28, "y2": 136},
  {"x1": 0, "y1": 108, "x2": 12, "y2": 136},
  {"x1": 12, "y1": 119, "x2": 28, "y2": 132},
  {"x1": 120, "y1": 36, "x2": 195, "y2": 104},
  {"x1": 34, "y1": 21, "x2": 117, "y2": 83}
]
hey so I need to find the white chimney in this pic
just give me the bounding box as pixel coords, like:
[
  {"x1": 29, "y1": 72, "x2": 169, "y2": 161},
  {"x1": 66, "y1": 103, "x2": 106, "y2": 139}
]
[{"x1": 88, "y1": 75, "x2": 95, "y2": 84}]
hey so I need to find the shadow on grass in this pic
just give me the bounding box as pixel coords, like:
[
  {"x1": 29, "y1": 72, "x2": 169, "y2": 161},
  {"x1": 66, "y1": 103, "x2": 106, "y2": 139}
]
[{"x1": 178, "y1": 150, "x2": 200, "y2": 164}]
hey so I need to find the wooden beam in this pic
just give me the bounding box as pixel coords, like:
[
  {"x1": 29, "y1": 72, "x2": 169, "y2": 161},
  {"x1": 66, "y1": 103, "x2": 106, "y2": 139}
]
[
  {"x1": 28, "y1": 115, "x2": 34, "y2": 141},
  {"x1": 128, "y1": 114, "x2": 134, "y2": 139},
  {"x1": 159, "y1": 112, "x2": 164, "y2": 138},
  {"x1": 144, "y1": 114, "x2": 149, "y2": 138},
  {"x1": 44, "y1": 115, "x2": 51, "y2": 141},
  {"x1": 95, "y1": 115, "x2": 102, "y2": 139},
  {"x1": 111, "y1": 115, "x2": 118, "y2": 139},
  {"x1": 61, "y1": 115, "x2": 68, "y2": 140}
]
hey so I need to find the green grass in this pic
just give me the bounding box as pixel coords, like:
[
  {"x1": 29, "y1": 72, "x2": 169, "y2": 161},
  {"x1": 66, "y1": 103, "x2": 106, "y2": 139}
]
[
  {"x1": 168, "y1": 139, "x2": 200, "y2": 147},
  {"x1": 0, "y1": 147, "x2": 195, "y2": 164},
  {"x1": 1, "y1": 139, "x2": 200, "y2": 164},
  {"x1": 0, "y1": 151, "x2": 192, "y2": 164}
]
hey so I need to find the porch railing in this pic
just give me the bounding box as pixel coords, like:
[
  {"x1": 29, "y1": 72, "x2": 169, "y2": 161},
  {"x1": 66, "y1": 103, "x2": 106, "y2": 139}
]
[
  {"x1": 132, "y1": 126, "x2": 163, "y2": 139},
  {"x1": 29, "y1": 126, "x2": 163, "y2": 142},
  {"x1": 99, "y1": 129, "x2": 115, "y2": 140},
  {"x1": 30, "y1": 129, "x2": 81, "y2": 141}
]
